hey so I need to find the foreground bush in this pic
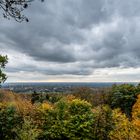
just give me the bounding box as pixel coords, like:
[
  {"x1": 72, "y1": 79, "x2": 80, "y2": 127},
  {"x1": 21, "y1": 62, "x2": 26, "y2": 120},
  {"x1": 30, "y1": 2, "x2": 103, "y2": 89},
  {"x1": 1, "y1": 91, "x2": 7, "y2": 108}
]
[
  {"x1": 16, "y1": 118, "x2": 40, "y2": 140},
  {"x1": 39, "y1": 99, "x2": 94, "y2": 140},
  {"x1": 0, "y1": 103, "x2": 22, "y2": 140},
  {"x1": 0, "y1": 89, "x2": 140, "y2": 140}
]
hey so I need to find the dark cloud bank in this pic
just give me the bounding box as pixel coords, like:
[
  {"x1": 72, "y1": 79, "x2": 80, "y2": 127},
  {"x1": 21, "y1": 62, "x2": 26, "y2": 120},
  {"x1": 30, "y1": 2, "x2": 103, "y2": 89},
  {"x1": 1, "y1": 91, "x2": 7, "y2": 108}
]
[{"x1": 1, "y1": 0, "x2": 140, "y2": 81}]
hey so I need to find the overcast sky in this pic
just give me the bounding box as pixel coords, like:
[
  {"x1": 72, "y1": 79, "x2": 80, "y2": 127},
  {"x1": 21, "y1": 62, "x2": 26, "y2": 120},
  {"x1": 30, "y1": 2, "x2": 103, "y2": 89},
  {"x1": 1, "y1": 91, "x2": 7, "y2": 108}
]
[{"x1": 1, "y1": 0, "x2": 140, "y2": 82}]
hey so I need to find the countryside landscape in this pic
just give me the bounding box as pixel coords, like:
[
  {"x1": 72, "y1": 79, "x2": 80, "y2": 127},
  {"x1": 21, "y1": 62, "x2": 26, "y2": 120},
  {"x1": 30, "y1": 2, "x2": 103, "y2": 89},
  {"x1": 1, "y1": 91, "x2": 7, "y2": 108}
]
[{"x1": 1, "y1": 0, "x2": 140, "y2": 139}]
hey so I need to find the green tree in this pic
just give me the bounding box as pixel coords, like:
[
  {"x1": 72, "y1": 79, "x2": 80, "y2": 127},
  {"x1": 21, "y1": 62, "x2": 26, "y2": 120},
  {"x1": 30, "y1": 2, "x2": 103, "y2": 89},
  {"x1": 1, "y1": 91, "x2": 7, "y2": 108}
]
[
  {"x1": 93, "y1": 105, "x2": 114, "y2": 140},
  {"x1": 110, "y1": 84, "x2": 138, "y2": 118},
  {"x1": 0, "y1": 55, "x2": 8, "y2": 86},
  {"x1": 40, "y1": 99, "x2": 94, "y2": 140},
  {"x1": 0, "y1": 103, "x2": 23, "y2": 140}
]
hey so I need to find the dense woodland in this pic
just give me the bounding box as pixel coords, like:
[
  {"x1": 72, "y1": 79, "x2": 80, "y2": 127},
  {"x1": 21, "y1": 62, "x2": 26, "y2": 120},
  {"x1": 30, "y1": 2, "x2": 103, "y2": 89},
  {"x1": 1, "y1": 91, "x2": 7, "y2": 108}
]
[
  {"x1": 0, "y1": 84, "x2": 140, "y2": 140},
  {"x1": 0, "y1": 0, "x2": 140, "y2": 139}
]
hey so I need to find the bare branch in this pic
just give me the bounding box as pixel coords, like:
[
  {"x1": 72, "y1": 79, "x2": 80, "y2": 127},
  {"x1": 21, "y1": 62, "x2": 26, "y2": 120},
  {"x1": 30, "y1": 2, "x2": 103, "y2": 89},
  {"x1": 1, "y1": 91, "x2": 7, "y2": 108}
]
[{"x1": 0, "y1": 0, "x2": 39, "y2": 22}]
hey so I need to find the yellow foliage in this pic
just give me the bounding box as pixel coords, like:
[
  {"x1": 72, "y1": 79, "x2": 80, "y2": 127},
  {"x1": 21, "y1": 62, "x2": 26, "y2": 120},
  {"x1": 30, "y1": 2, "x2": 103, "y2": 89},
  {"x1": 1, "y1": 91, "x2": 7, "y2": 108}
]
[
  {"x1": 41, "y1": 102, "x2": 52, "y2": 111},
  {"x1": 132, "y1": 94, "x2": 140, "y2": 139},
  {"x1": 109, "y1": 109, "x2": 135, "y2": 140},
  {"x1": 0, "y1": 102, "x2": 7, "y2": 109}
]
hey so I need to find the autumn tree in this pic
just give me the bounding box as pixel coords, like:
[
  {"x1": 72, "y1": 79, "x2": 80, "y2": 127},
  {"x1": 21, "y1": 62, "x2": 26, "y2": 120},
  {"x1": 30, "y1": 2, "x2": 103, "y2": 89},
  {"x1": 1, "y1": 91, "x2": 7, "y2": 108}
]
[
  {"x1": 0, "y1": 55, "x2": 8, "y2": 86},
  {"x1": 132, "y1": 94, "x2": 140, "y2": 139},
  {"x1": 93, "y1": 105, "x2": 114, "y2": 140},
  {"x1": 40, "y1": 99, "x2": 94, "y2": 139},
  {"x1": 109, "y1": 109, "x2": 136, "y2": 140}
]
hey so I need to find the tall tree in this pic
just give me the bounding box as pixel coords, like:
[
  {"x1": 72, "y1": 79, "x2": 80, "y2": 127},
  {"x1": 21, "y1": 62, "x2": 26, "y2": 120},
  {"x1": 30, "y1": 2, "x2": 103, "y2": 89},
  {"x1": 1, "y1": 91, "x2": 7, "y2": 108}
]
[{"x1": 0, "y1": 55, "x2": 8, "y2": 86}]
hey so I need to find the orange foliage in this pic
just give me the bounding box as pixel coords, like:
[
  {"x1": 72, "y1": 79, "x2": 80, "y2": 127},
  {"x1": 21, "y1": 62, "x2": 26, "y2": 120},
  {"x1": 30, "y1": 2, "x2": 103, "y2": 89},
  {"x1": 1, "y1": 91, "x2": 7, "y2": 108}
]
[
  {"x1": 0, "y1": 89, "x2": 36, "y2": 116},
  {"x1": 0, "y1": 90, "x2": 17, "y2": 102},
  {"x1": 65, "y1": 95, "x2": 76, "y2": 102}
]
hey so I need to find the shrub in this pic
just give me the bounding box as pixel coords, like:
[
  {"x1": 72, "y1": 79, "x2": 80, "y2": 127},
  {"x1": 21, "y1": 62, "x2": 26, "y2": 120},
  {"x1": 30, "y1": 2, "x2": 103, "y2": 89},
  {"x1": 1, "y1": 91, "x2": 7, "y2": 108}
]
[
  {"x1": 40, "y1": 99, "x2": 94, "y2": 140},
  {"x1": 0, "y1": 103, "x2": 22, "y2": 140},
  {"x1": 16, "y1": 117, "x2": 40, "y2": 140}
]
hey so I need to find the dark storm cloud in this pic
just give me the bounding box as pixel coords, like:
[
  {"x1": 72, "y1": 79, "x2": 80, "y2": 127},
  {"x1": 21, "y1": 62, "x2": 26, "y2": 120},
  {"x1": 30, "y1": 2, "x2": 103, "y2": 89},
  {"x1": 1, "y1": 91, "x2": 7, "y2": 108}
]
[
  {"x1": 0, "y1": 0, "x2": 111, "y2": 63},
  {"x1": 6, "y1": 63, "x2": 92, "y2": 75},
  {"x1": 1, "y1": 0, "x2": 140, "y2": 77}
]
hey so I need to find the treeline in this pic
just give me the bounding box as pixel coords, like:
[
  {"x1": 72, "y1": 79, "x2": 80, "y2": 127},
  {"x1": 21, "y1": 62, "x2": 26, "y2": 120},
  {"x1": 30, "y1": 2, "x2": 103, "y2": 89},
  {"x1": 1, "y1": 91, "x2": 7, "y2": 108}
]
[{"x1": 0, "y1": 84, "x2": 140, "y2": 140}]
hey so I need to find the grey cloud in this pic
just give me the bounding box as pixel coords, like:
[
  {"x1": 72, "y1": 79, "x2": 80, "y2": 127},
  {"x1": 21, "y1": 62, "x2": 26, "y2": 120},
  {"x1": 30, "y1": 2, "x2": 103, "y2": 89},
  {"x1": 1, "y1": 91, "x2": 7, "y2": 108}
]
[
  {"x1": 106, "y1": 0, "x2": 140, "y2": 18},
  {"x1": 0, "y1": 0, "x2": 111, "y2": 63},
  {"x1": 6, "y1": 63, "x2": 92, "y2": 75},
  {"x1": 1, "y1": 0, "x2": 140, "y2": 78}
]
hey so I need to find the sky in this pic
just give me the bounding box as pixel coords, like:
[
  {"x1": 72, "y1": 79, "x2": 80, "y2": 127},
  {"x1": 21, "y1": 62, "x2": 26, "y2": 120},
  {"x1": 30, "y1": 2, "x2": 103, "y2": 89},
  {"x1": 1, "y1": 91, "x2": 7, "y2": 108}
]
[{"x1": 1, "y1": 0, "x2": 140, "y2": 82}]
